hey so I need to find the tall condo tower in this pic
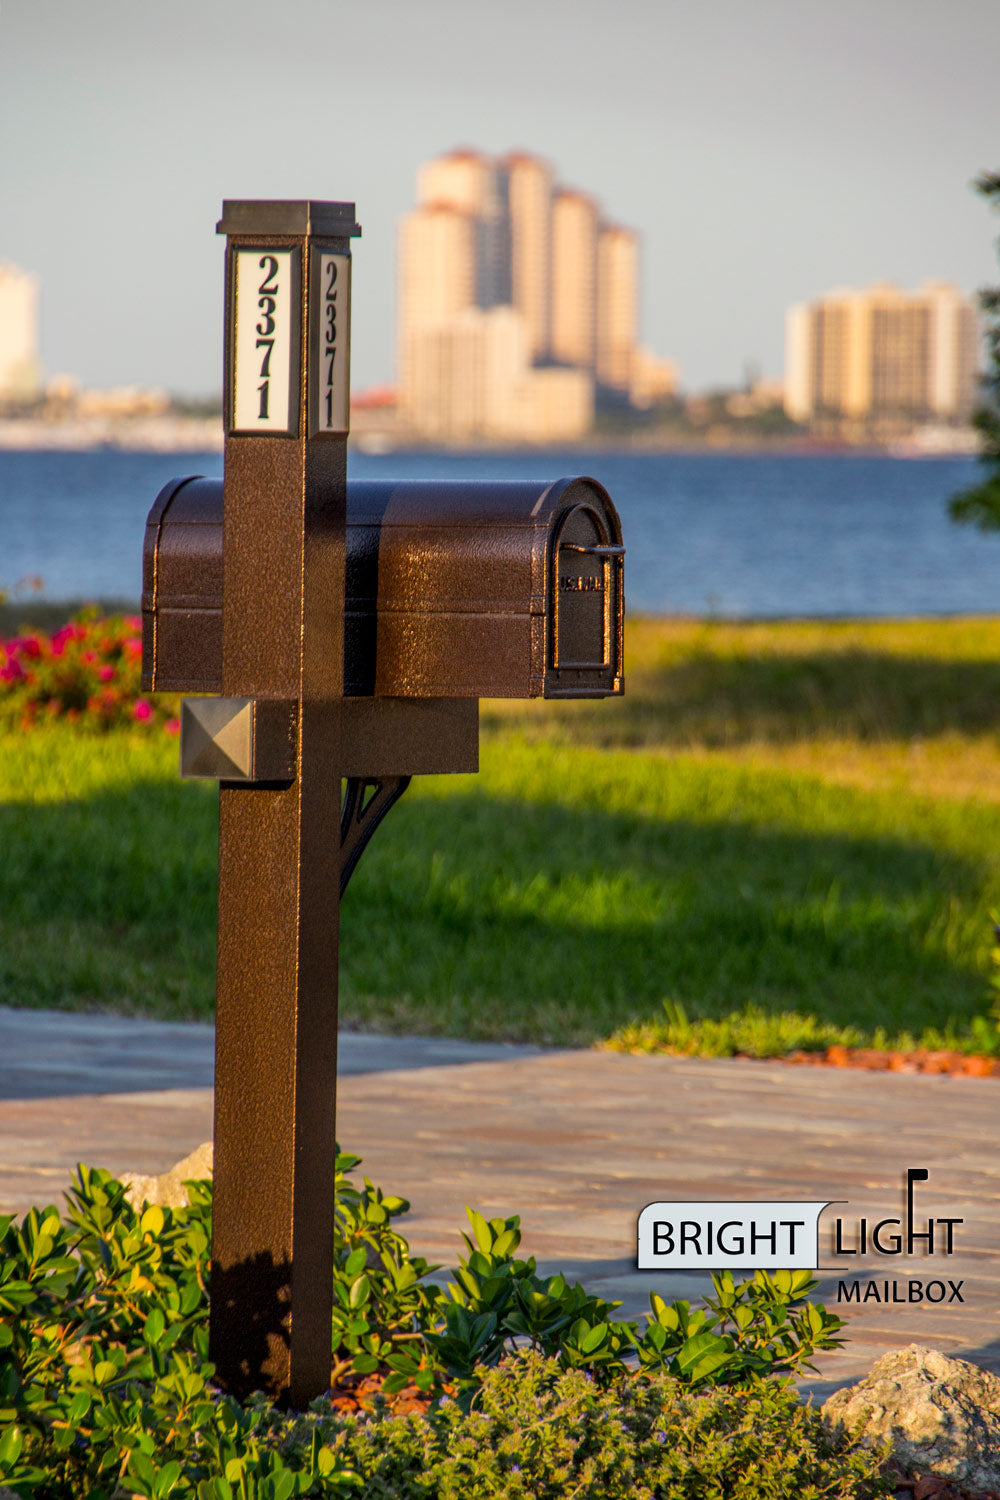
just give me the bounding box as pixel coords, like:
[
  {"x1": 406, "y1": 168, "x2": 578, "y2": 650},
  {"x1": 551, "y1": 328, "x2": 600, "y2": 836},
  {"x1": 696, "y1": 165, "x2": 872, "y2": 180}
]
[
  {"x1": 596, "y1": 223, "x2": 638, "y2": 396},
  {"x1": 550, "y1": 188, "x2": 599, "y2": 370},
  {"x1": 396, "y1": 203, "x2": 477, "y2": 424},
  {"x1": 500, "y1": 151, "x2": 553, "y2": 363}
]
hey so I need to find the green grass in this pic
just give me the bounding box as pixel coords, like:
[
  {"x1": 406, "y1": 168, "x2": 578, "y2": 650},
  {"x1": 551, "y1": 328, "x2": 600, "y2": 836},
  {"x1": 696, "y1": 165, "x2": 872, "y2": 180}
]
[
  {"x1": 3, "y1": 614, "x2": 1000, "y2": 1056},
  {"x1": 5, "y1": 615, "x2": 1000, "y2": 1050}
]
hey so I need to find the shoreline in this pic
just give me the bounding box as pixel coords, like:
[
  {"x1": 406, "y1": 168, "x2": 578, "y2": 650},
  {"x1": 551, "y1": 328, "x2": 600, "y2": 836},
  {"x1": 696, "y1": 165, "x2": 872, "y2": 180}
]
[{"x1": 0, "y1": 414, "x2": 982, "y2": 459}]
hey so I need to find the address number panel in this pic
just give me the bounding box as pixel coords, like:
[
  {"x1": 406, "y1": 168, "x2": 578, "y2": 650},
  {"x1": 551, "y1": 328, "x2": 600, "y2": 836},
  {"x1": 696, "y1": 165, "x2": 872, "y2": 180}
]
[
  {"x1": 310, "y1": 252, "x2": 351, "y2": 436},
  {"x1": 231, "y1": 248, "x2": 298, "y2": 434}
]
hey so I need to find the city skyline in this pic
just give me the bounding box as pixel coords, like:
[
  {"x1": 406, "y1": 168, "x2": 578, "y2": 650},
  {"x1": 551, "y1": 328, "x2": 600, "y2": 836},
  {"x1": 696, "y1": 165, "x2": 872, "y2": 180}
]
[
  {"x1": 396, "y1": 147, "x2": 676, "y2": 440},
  {"x1": 1, "y1": 0, "x2": 998, "y2": 397}
]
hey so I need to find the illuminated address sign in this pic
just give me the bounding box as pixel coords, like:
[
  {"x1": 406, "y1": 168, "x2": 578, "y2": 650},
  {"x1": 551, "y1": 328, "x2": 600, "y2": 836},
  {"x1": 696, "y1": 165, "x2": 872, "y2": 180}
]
[{"x1": 232, "y1": 249, "x2": 297, "y2": 434}]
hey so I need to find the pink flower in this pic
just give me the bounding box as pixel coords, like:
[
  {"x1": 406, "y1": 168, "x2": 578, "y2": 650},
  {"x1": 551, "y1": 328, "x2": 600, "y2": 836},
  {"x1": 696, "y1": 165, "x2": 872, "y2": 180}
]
[
  {"x1": 164, "y1": 717, "x2": 180, "y2": 735},
  {"x1": 133, "y1": 700, "x2": 153, "y2": 722},
  {"x1": 18, "y1": 637, "x2": 41, "y2": 659},
  {"x1": 124, "y1": 638, "x2": 142, "y2": 658},
  {"x1": 98, "y1": 665, "x2": 115, "y2": 682},
  {"x1": 0, "y1": 661, "x2": 24, "y2": 683},
  {"x1": 125, "y1": 615, "x2": 141, "y2": 632}
]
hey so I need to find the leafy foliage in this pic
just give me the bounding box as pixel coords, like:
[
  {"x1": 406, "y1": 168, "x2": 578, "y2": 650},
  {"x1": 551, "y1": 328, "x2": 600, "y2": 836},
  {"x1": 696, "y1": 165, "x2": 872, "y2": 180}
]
[
  {"x1": 0, "y1": 1165, "x2": 354, "y2": 1496},
  {"x1": 316, "y1": 1351, "x2": 892, "y2": 1499},
  {"x1": 0, "y1": 608, "x2": 180, "y2": 731},
  {"x1": 0, "y1": 1151, "x2": 852, "y2": 1493},
  {"x1": 949, "y1": 170, "x2": 1000, "y2": 530}
]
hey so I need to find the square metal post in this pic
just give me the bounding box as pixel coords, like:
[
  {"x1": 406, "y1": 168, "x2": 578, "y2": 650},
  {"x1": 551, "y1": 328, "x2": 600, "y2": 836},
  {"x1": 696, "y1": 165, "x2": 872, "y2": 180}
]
[{"x1": 210, "y1": 200, "x2": 360, "y2": 1405}]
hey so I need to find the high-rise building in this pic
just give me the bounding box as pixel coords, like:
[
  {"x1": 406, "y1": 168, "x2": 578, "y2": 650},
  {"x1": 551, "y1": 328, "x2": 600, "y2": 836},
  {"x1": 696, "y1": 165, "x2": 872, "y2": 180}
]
[
  {"x1": 500, "y1": 151, "x2": 553, "y2": 362},
  {"x1": 550, "y1": 188, "x2": 599, "y2": 371},
  {"x1": 396, "y1": 148, "x2": 676, "y2": 440},
  {"x1": 0, "y1": 263, "x2": 42, "y2": 400},
  {"x1": 785, "y1": 281, "x2": 979, "y2": 430},
  {"x1": 396, "y1": 204, "x2": 477, "y2": 426},
  {"x1": 596, "y1": 223, "x2": 638, "y2": 396}
]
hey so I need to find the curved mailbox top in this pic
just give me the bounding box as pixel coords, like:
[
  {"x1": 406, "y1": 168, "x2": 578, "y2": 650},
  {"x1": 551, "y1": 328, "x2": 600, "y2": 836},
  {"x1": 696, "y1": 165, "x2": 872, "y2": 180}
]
[{"x1": 142, "y1": 475, "x2": 624, "y2": 700}]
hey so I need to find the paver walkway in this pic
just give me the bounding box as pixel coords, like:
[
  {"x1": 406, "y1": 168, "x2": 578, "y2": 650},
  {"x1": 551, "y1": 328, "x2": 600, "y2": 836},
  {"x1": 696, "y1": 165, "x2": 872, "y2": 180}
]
[{"x1": 1, "y1": 1005, "x2": 997, "y2": 1400}]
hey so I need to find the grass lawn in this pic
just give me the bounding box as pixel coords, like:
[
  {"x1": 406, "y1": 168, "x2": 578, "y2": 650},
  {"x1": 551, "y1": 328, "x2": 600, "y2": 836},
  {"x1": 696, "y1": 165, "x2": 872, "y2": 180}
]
[{"x1": 3, "y1": 615, "x2": 1000, "y2": 1054}]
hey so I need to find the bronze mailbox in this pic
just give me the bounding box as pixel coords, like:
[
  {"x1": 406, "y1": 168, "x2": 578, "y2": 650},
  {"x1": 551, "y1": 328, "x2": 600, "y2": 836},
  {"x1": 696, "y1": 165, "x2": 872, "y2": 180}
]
[
  {"x1": 142, "y1": 474, "x2": 623, "y2": 701},
  {"x1": 148, "y1": 197, "x2": 626, "y2": 1407}
]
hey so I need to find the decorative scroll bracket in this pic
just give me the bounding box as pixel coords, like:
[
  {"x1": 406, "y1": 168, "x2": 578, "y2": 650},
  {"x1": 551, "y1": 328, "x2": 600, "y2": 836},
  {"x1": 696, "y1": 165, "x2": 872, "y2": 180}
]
[{"x1": 339, "y1": 775, "x2": 412, "y2": 896}]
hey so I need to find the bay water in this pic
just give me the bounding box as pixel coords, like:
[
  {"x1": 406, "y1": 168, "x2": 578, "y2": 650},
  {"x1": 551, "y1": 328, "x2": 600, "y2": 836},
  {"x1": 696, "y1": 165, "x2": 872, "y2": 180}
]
[{"x1": 0, "y1": 447, "x2": 995, "y2": 618}]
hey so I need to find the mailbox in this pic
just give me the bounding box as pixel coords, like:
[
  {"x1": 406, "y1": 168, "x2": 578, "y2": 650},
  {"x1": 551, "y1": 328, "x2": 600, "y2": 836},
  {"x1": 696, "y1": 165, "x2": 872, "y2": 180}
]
[
  {"x1": 156, "y1": 197, "x2": 625, "y2": 1408},
  {"x1": 142, "y1": 474, "x2": 624, "y2": 700}
]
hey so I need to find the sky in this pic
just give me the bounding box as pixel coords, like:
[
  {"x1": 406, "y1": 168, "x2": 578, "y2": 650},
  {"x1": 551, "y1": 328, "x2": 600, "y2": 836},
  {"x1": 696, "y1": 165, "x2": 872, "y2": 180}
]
[{"x1": 2, "y1": 0, "x2": 999, "y2": 398}]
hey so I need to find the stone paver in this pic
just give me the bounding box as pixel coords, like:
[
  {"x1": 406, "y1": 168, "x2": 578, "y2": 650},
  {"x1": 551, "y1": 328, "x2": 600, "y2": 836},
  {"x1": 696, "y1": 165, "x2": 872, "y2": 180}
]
[{"x1": 1, "y1": 1005, "x2": 998, "y2": 1400}]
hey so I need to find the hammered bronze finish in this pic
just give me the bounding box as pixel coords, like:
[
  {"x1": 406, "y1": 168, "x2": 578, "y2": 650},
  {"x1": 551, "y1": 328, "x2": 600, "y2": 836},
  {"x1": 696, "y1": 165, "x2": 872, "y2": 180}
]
[
  {"x1": 142, "y1": 476, "x2": 624, "y2": 700},
  {"x1": 139, "y1": 196, "x2": 625, "y2": 1411}
]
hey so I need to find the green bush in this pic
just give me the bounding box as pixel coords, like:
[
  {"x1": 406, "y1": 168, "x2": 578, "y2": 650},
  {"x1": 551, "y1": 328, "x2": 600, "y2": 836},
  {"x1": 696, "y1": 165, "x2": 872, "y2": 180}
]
[
  {"x1": 0, "y1": 1154, "x2": 854, "y2": 1495},
  {"x1": 310, "y1": 1351, "x2": 892, "y2": 1499}
]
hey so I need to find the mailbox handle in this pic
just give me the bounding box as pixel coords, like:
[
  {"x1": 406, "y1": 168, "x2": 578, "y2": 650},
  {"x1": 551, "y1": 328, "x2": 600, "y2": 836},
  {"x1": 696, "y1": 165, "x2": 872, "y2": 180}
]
[{"x1": 559, "y1": 543, "x2": 626, "y2": 557}]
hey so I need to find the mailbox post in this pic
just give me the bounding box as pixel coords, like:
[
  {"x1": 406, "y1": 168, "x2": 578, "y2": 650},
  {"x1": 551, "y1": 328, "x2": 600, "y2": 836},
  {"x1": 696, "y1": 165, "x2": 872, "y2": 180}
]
[
  {"x1": 210, "y1": 200, "x2": 358, "y2": 1405},
  {"x1": 142, "y1": 198, "x2": 624, "y2": 1407}
]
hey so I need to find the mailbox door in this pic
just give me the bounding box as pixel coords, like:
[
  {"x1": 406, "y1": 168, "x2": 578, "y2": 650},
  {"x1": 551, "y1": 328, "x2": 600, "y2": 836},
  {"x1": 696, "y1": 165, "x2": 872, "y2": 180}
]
[{"x1": 545, "y1": 485, "x2": 624, "y2": 698}]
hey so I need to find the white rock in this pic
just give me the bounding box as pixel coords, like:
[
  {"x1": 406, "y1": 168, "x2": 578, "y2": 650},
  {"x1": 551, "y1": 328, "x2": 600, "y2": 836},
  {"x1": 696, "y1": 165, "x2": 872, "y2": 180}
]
[
  {"x1": 822, "y1": 1343, "x2": 1000, "y2": 1489},
  {"x1": 121, "y1": 1141, "x2": 214, "y2": 1210}
]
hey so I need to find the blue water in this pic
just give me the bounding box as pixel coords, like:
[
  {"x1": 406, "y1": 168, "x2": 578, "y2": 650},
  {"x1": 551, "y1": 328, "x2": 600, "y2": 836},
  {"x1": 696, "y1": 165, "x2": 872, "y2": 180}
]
[{"x1": 0, "y1": 447, "x2": 995, "y2": 617}]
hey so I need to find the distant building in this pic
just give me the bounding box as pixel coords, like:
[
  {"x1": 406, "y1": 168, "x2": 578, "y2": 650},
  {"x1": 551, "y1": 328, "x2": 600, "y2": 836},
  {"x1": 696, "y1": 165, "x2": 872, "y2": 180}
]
[
  {"x1": 406, "y1": 305, "x2": 592, "y2": 443},
  {"x1": 501, "y1": 151, "x2": 553, "y2": 362},
  {"x1": 550, "y1": 188, "x2": 599, "y2": 372},
  {"x1": 0, "y1": 263, "x2": 42, "y2": 399},
  {"x1": 596, "y1": 223, "x2": 638, "y2": 397},
  {"x1": 630, "y1": 347, "x2": 679, "y2": 409},
  {"x1": 785, "y1": 281, "x2": 979, "y2": 433},
  {"x1": 396, "y1": 148, "x2": 676, "y2": 442},
  {"x1": 397, "y1": 202, "x2": 477, "y2": 429}
]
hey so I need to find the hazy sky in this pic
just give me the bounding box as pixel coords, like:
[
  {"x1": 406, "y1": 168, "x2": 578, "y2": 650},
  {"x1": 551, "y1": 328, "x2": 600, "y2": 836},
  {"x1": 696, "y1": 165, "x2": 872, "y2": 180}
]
[{"x1": 3, "y1": 0, "x2": 999, "y2": 397}]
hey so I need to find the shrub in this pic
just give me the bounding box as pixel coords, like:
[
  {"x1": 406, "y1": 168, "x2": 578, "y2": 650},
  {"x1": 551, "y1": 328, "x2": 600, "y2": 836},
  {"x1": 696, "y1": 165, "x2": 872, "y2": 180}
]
[
  {"x1": 312, "y1": 1351, "x2": 892, "y2": 1499},
  {"x1": 0, "y1": 1153, "x2": 853, "y2": 1495},
  {"x1": 0, "y1": 610, "x2": 180, "y2": 733}
]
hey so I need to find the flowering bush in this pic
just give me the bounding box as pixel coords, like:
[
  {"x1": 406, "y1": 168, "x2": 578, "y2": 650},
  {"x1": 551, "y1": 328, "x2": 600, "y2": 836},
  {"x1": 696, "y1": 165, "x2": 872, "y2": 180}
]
[{"x1": 0, "y1": 610, "x2": 180, "y2": 733}]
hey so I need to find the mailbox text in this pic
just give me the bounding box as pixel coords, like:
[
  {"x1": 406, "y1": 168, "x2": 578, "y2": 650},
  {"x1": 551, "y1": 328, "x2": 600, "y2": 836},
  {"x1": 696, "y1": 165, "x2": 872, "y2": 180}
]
[
  {"x1": 311, "y1": 251, "x2": 350, "y2": 435},
  {"x1": 232, "y1": 248, "x2": 295, "y2": 434}
]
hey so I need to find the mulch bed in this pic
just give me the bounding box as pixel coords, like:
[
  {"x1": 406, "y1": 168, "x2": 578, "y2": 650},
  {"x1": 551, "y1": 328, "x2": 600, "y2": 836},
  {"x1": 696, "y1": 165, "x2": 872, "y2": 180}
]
[
  {"x1": 327, "y1": 1371, "x2": 442, "y2": 1416},
  {"x1": 775, "y1": 1046, "x2": 1000, "y2": 1076}
]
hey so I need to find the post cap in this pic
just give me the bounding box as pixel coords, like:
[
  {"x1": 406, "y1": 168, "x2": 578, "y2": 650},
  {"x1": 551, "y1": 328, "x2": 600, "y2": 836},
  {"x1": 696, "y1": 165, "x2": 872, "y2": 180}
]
[{"x1": 216, "y1": 200, "x2": 362, "y2": 238}]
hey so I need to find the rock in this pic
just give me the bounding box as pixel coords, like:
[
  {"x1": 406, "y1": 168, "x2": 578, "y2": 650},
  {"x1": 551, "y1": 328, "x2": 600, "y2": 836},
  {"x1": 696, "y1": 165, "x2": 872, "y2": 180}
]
[
  {"x1": 822, "y1": 1344, "x2": 1000, "y2": 1490},
  {"x1": 121, "y1": 1141, "x2": 213, "y2": 1210}
]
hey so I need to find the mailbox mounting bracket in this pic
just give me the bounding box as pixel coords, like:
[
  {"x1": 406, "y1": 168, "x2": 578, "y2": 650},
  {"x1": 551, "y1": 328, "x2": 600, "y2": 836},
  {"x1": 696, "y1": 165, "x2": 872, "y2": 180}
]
[{"x1": 340, "y1": 774, "x2": 412, "y2": 896}]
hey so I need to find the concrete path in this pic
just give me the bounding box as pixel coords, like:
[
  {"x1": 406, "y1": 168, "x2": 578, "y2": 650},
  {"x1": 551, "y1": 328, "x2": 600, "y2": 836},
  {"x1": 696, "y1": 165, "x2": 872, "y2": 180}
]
[{"x1": 1, "y1": 1005, "x2": 998, "y2": 1401}]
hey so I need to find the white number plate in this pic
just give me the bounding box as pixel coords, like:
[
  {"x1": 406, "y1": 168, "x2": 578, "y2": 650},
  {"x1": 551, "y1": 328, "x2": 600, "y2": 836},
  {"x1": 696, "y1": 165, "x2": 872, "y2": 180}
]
[
  {"x1": 311, "y1": 252, "x2": 350, "y2": 435},
  {"x1": 232, "y1": 249, "x2": 295, "y2": 433}
]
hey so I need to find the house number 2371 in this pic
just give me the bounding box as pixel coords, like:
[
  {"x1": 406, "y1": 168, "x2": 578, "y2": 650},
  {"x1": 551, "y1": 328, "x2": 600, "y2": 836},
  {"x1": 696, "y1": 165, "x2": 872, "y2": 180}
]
[
  {"x1": 312, "y1": 252, "x2": 350, "y2": 435},
  {"x1": 232, "y1": 249, "x2": 293, "y2": 433}
]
